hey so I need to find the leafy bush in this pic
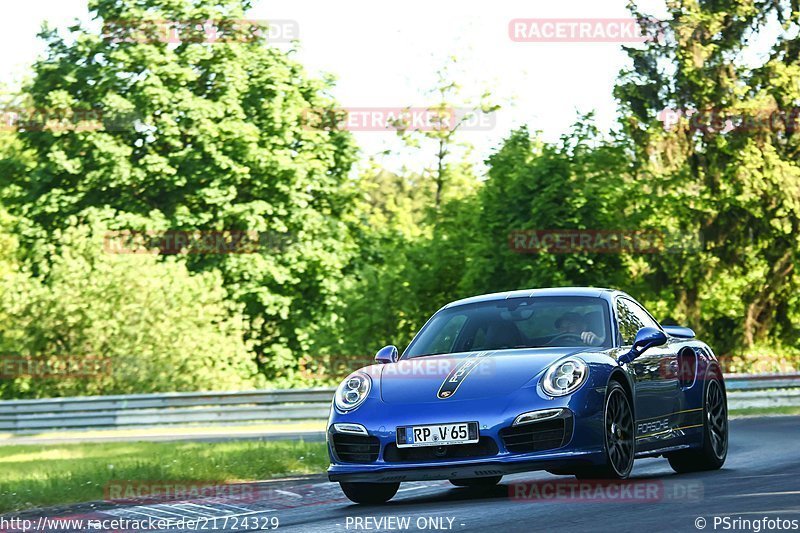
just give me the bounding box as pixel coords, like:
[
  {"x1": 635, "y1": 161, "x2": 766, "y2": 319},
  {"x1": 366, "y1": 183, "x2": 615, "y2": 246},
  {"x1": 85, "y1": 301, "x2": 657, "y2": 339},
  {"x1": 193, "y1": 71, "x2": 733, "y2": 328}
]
[{"x1": 0, "y1": 223, "x2": 261, "y2": 398}]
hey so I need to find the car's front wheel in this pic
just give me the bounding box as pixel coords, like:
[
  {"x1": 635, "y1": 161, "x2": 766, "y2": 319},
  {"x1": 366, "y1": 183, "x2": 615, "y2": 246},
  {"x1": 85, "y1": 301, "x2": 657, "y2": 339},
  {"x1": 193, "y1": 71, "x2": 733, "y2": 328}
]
[
  {"x1": 667, "y1": 376, "x2": 728, "y2": 473},
  {"x1": 339, "y1": 482, "x2": 400, "y2": 504},
  {"x1": 449, "y1": 476, "x2": 502, "y2": 487},
  {"x1": 575, "y1": 380, "x2": 635, "y2": 479}
]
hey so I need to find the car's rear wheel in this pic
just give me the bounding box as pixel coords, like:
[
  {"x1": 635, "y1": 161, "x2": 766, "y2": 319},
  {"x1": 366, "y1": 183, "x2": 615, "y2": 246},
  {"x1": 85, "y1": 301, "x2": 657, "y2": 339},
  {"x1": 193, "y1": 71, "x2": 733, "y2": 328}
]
[
  {"x1": 449, "y1": 476, "x2": 502, "y2": 487},
  {"x1": 575, "y1": 381, "x2": 635, "y2": 479},
  {"x1": 339, "y1": 482, "x2": 400, "y2": 504},
  {"x1": 667, "y1": 376, "x2": 728, "y2": 473}
]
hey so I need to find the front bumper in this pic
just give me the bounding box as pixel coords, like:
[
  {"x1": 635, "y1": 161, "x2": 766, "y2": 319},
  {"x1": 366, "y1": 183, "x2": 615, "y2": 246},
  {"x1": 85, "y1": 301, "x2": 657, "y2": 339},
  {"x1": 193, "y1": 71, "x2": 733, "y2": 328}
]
[
  {"x1": 328, "y1": 447, "x2": 603, "y2": 482},
  {"x1": 327, "y1": 385, "x2": 607, "y2": 483}
]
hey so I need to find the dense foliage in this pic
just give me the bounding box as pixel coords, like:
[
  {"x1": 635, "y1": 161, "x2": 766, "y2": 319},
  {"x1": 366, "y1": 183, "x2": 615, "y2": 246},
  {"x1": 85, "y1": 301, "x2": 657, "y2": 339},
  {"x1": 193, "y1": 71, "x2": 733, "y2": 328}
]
[{"x1": 0, "y1": 0, "x2": 797, "y2": 396}]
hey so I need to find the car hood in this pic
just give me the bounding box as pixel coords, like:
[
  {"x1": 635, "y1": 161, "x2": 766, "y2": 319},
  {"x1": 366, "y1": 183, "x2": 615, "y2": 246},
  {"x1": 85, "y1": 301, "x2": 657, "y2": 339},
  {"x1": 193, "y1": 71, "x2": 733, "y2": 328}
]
[{"x1": 378, "y1": 347, "x2": 594, "y2": 404}]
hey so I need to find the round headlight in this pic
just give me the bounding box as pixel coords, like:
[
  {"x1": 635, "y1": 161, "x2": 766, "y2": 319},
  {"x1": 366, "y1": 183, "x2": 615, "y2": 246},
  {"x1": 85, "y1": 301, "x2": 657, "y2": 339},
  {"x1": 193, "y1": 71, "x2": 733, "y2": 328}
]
[
  {"x1": 335, "y1": 372, "x2": 371, "y2": 412},
  {"x1": 542, "y1": 357, "x2": 588, "y2": 396}
]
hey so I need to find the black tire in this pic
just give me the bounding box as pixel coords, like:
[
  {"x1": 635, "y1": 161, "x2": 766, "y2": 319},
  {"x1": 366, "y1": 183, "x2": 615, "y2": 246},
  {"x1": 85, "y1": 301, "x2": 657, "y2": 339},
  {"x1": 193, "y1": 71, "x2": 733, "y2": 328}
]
[
  {"x1": 339, "y1": 482, "x2": 400, "y2": 504},
  {"x1": 575, "y1": 381, "x2": 635, "y2": 480},
  {"x1": 449, "y1": 476, "x2": 502, "y2": 487},
  {"x1": 667, "y1": 376, "x2": 728, "y2": 473}
]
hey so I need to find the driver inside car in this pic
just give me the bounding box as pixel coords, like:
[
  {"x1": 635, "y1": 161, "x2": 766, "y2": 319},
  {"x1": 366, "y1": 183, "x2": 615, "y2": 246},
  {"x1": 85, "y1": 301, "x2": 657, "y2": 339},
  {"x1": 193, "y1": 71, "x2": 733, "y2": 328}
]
[{"x1": 554, "y1": 312, "x2": 605, "y2": 346}]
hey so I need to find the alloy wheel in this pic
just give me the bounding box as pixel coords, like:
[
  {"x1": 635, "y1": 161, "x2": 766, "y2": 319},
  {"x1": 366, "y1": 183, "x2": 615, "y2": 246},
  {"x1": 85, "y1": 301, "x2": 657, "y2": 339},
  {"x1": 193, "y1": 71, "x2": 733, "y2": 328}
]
[
  {"x1": 606, "y1": 387, "x2": 634, "y2": 476},
  {"x1": 706, "y1": 380, "x2": 728, "y2": 459}
]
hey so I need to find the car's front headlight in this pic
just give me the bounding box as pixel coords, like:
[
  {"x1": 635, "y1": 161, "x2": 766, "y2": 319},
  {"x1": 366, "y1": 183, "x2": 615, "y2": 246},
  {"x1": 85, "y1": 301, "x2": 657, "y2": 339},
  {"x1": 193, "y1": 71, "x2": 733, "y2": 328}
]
[
  {"x1": 334, "y1": 372, "x2": 372, "y2": 412},
  {"x1": 541, "y1": 357, "x2": 588, "y2": 396}
]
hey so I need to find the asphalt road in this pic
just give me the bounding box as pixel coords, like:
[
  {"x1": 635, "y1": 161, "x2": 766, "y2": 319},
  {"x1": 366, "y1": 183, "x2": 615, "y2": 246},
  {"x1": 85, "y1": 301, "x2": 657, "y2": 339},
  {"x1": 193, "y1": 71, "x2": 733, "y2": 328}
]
[{"x1": 5, "y1": 416, "x2": 800, "y2": 533}]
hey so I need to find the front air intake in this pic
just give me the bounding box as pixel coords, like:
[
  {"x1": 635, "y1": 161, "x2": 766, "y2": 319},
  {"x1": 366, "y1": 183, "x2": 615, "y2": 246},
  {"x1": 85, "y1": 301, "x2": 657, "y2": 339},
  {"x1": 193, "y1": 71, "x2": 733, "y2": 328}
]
[
  {"x1": 331, "y1": 433, "x2": 380, "y2": 463},
  {"x1": 500, "y1": 412, "x2": 574, "y2": 453}
]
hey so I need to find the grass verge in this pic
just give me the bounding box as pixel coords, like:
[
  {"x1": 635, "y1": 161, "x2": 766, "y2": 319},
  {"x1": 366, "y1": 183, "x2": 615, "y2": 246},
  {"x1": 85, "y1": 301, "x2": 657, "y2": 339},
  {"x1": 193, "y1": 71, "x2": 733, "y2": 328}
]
[{"x1": 0, "y1": 439, "x2": 328, "y2": 514}]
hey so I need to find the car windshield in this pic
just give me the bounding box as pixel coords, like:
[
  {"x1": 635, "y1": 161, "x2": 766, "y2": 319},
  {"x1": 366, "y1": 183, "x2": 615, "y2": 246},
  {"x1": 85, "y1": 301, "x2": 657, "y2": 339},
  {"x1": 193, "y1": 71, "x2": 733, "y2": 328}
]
[{"x1": 404, "y1": 296, "x2": 612, "y2": 358}]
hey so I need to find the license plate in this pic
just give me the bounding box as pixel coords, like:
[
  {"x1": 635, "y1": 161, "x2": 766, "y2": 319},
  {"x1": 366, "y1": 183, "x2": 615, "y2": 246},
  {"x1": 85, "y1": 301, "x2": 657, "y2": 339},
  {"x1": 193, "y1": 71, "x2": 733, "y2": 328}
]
[{"x1": 396, "y1": 421, "x2": 479, "y2": 448}]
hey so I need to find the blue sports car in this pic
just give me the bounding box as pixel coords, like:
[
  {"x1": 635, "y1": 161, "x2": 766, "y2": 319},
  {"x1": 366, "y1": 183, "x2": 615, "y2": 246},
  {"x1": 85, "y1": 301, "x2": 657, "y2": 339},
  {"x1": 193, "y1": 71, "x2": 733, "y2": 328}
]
[{"x1": 327, "y1": 287, "x2": 728, "y2": 504}]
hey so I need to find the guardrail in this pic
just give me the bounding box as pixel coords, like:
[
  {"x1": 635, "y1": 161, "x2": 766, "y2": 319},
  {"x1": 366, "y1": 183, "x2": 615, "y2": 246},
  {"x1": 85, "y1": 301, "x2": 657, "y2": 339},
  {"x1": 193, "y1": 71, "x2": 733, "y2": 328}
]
[
  {"x1": 0, "y1": 388, "x2": 335, "y2": 433},
  {"x1": 725, "y1": 373, "x2": 800, "y2": 409},
  {"x1": 0, "y1": 373, "x2": 797, "y2": 433}
]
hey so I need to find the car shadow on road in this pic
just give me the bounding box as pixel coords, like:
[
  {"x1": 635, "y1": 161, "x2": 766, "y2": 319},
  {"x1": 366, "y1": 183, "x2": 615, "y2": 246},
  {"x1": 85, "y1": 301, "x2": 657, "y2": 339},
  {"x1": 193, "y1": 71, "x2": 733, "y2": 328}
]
[{"x1": 353, "y1": 470, "x2": 712, "y2": 510}]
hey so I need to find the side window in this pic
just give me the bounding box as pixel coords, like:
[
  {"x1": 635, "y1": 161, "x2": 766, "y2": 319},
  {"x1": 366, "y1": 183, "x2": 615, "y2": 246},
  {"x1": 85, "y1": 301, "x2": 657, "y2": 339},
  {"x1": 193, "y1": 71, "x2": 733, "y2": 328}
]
[
  {"x1": 626, "y1": 299, "x2": 661, "y2": 330},
  {"x1": 616, "y1": 298, "x2": 660, "y2": 346}
]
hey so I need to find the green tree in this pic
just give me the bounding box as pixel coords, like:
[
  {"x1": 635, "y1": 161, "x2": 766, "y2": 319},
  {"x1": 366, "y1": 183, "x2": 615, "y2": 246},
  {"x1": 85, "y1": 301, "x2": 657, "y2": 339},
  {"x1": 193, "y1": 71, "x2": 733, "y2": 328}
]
[
  {"x1": 393, "y1": 56, "x2": 498, "y2": 212},
  {"x1": 615, "y1": 0, "x2": 800, "y2": 354},
  {"x1": 311, "y1": 63, "x2": 497, "y2": 369},
  {"x1": 459, "y1": 122, "x2": 633, "y2": 296},
  {"x1": 1, "y1": 0, "x2": 359, "y2": 379},
  {"x1": 0, "y1": 222, "x2": 259, "y2": 398}
]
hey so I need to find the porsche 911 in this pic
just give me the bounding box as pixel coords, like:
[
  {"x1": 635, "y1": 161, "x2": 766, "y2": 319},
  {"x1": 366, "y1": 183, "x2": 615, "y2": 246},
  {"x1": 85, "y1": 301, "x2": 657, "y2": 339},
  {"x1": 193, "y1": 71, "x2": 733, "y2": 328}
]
[{"x1": 326, "y1": 287, "x2": 728, "y2": 504}]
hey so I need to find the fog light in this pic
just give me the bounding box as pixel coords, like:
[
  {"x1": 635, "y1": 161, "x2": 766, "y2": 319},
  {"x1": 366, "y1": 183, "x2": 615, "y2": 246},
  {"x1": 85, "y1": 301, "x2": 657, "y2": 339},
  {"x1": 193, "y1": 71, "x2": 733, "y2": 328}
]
[
  {"x1": 333, "y1": 423, "x2": 368, "y2": 435},
  {"x1": 512, "y1": 408, "x2": 565, "y2": 426}
]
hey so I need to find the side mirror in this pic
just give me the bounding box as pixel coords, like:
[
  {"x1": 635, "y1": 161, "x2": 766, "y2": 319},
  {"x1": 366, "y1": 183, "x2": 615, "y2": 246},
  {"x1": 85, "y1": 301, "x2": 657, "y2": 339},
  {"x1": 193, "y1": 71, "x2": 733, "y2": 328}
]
[
  {"x1": 617, "y1": 327, "x2": 668, "y2": 365},
  {"x1": 375, "y1": 345, "x2": 399, "y2": 364}
]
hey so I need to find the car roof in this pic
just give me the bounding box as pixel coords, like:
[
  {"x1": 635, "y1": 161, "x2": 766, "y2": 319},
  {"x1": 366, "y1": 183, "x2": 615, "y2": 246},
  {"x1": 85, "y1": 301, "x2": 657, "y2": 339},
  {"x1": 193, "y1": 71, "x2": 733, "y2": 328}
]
[{"x1": 441, "y1": 287, "x2": 624, "y2": 309}]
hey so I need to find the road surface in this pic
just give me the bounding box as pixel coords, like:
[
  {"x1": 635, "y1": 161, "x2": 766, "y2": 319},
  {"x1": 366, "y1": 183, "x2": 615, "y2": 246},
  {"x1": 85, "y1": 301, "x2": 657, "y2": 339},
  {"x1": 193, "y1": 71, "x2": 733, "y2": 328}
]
[{"x1": 4, "y1": 416, "x2": 799, "y2": 533}]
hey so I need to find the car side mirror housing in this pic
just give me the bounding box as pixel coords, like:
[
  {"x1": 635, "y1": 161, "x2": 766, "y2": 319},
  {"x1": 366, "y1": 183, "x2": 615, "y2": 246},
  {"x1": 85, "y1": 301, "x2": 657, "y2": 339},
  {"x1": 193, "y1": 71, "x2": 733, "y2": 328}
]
[
  {"x1": 617, "y1": 327, "x2": 668, "y2": 365},
  {"x1": 375, "y1": 345, "x2": 399, "y2": 364}
]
